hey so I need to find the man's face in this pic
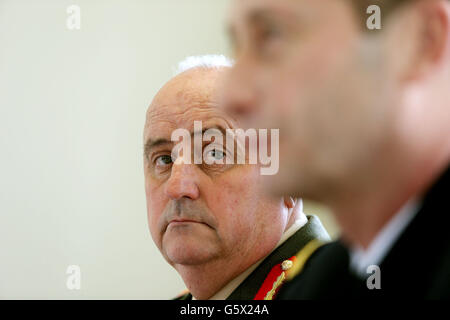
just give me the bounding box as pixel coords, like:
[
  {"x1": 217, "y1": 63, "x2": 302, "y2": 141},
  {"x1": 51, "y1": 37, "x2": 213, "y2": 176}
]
[
  {"x1": 143, "y1": 69, "x2": 286, "y2": 268},
  {"x1": 224, "y1": 0, "x2": 398, "y2": 199}
]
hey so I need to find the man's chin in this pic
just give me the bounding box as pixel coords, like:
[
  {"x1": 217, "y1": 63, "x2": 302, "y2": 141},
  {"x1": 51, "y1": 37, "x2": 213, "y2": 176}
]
[{"x1": 162, "y1": 237, "x2": 219, "y2": 266}]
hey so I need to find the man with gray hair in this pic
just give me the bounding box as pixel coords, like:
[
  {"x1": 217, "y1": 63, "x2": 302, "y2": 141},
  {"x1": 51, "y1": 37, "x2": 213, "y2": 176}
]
[{"x1": 143, "y1": 55, "x2": 330, "y2": 300}]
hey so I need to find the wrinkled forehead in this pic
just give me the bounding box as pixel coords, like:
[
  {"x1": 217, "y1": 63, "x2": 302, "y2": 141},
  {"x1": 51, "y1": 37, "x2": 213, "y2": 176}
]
[{"x1": 144, "y1": 68, "x2": 236, "y2": 141}]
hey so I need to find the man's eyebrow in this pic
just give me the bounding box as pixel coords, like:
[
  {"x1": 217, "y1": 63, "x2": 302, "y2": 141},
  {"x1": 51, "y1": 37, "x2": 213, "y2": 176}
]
[
  {"x1": 194, "y1": 125, "x2": 227, "y2": 137},
  {"x1": 144, "y1": 138, "x2": 172, "y2": 159},
  {"x1": 248, "y1": 9, "x2": 279, "y2": 27},
  {"x1": 227, "y1": 9, "x2": 274, "y2": 51},
  {"x1": 144, "y1": 125, "x2": 229, "y2": 158}
]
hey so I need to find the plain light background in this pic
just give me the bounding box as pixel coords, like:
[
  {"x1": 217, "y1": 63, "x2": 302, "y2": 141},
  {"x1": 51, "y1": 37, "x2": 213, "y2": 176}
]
[{"x1": 0, "y1": 0, "x2": 339, "y2": 299}]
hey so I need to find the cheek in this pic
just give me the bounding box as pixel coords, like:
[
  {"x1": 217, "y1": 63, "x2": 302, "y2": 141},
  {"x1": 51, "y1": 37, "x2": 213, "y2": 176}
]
[
  {"x1": 145, "y1": 183, "x2": 167, "y2": 244},
  {"x1": 207, "y1": 170, "x2": 262, "y2": 236}
]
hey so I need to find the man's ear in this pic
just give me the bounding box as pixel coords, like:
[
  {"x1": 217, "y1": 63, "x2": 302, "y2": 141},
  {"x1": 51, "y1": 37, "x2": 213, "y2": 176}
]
[
  {"x1": 403, "y1": 0, "x2": 449, "y2": 81},
  {"x1": 283, "y1": 196, "x2": 296, "y2": 209}
]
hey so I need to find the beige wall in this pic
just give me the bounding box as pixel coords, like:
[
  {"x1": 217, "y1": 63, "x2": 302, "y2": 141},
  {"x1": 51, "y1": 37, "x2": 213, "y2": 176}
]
[{"x1": 0, "y1": 0, "x2": 339, "y2": 299}]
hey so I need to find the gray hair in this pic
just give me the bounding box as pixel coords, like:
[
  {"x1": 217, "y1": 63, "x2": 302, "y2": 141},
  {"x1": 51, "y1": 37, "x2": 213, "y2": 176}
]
[{"x1": 173, "y1": 54, "x2": 234, "y2": 76}]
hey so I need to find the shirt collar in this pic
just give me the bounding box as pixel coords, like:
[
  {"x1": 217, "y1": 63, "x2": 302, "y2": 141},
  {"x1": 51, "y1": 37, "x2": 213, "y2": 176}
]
[{"x1": 349, "y1": 199, "x2": 420, "y2": 277}]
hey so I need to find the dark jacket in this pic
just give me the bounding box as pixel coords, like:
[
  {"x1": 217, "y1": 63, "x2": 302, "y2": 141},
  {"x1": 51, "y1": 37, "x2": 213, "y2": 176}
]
[{"x1": 279, "y1": 166, "x2": 450, "y2": 299}]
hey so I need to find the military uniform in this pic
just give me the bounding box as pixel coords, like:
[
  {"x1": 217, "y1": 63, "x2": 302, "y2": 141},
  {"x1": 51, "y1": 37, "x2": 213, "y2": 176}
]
[
  {"x1": 279, "y1": 166, "x2": 450, "y2": 299},
  {"x1": 174, "y1": 215, "x2": 330, "y2": 300}
]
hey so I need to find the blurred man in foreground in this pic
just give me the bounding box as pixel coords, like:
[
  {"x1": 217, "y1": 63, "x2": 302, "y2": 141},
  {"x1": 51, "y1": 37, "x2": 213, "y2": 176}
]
[
  {"x1": 143, "y1": 55, "x2": 329, "y2": 300},
  {"x1": 223, "y1": 0, "x2": 450, "y2": 298}
]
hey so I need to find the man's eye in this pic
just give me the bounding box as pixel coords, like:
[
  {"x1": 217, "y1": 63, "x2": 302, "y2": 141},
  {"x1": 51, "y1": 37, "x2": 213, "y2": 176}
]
[
  {"x1": 203, "y1": 146, "x2": 226, "y2": 165},
  {"x1": 207, "y1": 149, "x2": 225, "y2": 160},
  {"x1": 254, "y1": 24, "x2": 285, "y2": 58},
  {"x1": 261, "y1": 26, "x2": 282, "y2": 41},
  {"x1": 155, "y1": 155, "x2": 173, "y2": 166}
]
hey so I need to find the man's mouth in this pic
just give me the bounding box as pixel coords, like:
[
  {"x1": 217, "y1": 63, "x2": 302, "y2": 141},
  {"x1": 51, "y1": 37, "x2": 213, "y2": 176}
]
[{"x1": 168, "y1": 219, "x2": 208, "y2": 227}]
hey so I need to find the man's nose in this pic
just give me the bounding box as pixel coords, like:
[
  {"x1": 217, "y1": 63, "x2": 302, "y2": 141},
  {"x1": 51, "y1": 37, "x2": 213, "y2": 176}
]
[
  {"x1": 221, "y1": 58, "x2": 259, "y2": 122},
  {"x1": 165, "y1": 162, "x2": 200, "y2": 201}
]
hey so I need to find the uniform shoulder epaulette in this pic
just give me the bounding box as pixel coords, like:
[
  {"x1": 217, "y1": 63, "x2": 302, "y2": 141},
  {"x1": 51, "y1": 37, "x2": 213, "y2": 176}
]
[
  {"x1": 253, "y1": 255, "x2": 297, "y2": 300},
  {"x1": 285, "y1": 239, "x2": 326, "y2": 282},
  {"x1": 253, "y1": 239, "x2": 326, "y2": 300}
]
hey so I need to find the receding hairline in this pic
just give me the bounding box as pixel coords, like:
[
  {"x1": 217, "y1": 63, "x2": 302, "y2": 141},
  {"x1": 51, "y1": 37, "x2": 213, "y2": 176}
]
[
  {"x1": 144, "y1": 65, "x2": 231, "y2": 141},
  {"x1": 148, "y1": 66, "x2": 228, "y2": 112},
  {"x1": 173, "y1": 54, "x2": 234, "y2": 76}
]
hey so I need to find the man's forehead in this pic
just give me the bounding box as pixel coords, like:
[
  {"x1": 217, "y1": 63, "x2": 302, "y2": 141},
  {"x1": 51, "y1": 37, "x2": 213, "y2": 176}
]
[
  {"x1": 229, "y1": 0, "x2": 301, "y2": 22},
  {"x1": 145, "y1": 67, "x2": 227, "y2": 124},
  {"x1": 143, "y1": 107, "x2": 236, "y2": 157},
  {"x1": 228, "y1": 0, "x2": 344, "y2": 28},
  {"x1": 150, "y1": 76, "x2": 217, "y2": 111},
  {"x1": 144, "y1": 99, "x2": 237, "y2": 145},
  {"x1": 146, "y1": 102, "x2": 226, "y2": 129}
]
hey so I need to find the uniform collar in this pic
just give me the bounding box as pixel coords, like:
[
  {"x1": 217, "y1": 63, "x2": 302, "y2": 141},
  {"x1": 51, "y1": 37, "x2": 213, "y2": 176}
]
[{"x1": 193, "y1": 216, "x2": 308, "y2": 300}]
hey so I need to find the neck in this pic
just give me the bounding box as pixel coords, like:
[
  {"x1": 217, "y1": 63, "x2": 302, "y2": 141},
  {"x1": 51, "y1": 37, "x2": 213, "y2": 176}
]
[
  {"x1": 329, "y1": 142, "x2": 449, "y2": 249},
  {"x1": 175, "y1": 258, "x2": 249, "y2": 300},
  {"x1": 174, "y1": 232, "x2": 282, "y2": 299}
]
